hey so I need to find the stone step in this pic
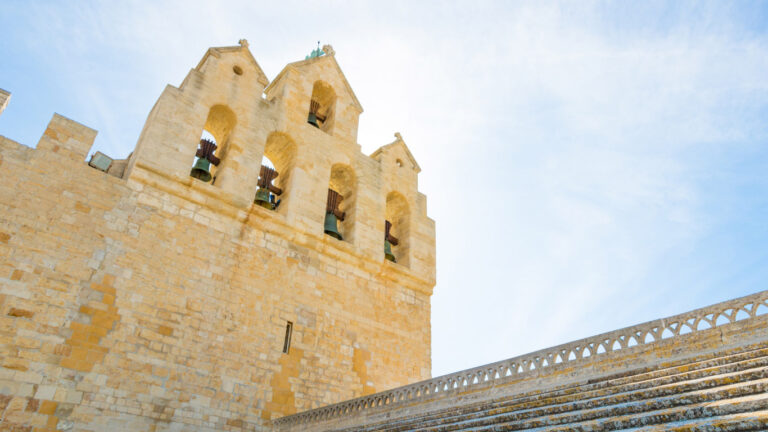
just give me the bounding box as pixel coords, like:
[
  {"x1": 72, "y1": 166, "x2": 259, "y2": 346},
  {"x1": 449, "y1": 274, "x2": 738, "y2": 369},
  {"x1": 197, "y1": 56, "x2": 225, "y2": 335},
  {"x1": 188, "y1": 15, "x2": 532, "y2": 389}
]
[
  {"x1": 425, "y1": 366, "x2": 768, "y2": 432},
  {"x1": 455, "y1": 375, "x2": 768, "y2": 431},
  {"x1": 357, "y1": 346, "x2": 768, "y2": 432},
  {"x1": 620, "y1": 409, "x2": 768, "y2": 431},
  {"x1": 410, "y1": 357, "x2": 768, "y2": 432},
  {"x1": 482, "y1": 392, "x2": 768, "y2": 432},
  {"x1": 355, "y1": 347, "x2": 768, "y2": 432}
]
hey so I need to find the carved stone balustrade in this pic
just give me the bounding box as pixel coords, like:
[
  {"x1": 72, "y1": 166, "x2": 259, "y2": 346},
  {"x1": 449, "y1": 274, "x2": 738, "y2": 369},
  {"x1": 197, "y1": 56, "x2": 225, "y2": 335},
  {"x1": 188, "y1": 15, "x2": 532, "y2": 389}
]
[{"x1": 274, "y1": 290, "x2": 768, "y2": 430}]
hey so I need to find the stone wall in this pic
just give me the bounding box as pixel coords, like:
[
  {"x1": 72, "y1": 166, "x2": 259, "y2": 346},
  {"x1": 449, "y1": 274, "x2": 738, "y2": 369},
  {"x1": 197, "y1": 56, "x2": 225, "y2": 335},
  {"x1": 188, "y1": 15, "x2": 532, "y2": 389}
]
[{"x1": 0, "y1": 42, "x2": 435, "y2": 431}]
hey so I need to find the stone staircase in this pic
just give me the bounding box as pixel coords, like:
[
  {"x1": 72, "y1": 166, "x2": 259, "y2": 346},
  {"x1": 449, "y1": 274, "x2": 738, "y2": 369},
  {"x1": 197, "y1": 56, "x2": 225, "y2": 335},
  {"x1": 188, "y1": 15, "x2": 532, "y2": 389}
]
[
  {"x1": 352, "y1": 346, "x2": 768, "y2": 431},
  {"x1": 274, "y1": 290, "x2": 768, "y2": 431}
]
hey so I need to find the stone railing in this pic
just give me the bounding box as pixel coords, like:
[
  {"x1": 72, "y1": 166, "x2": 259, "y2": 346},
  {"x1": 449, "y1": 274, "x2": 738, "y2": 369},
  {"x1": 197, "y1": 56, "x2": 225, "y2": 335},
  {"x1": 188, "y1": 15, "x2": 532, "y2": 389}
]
[{"x1": 273, "y1": 290, "x2": 768, "y2": 428}]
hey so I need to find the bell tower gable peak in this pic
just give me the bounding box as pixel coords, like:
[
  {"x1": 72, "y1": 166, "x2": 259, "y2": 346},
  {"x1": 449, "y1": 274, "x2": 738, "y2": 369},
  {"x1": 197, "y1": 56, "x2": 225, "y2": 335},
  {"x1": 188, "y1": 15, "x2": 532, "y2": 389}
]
[
  {"x1": 371, "y1": 132, "x2": 421, "y2": 173},
  {"x1": 194, "y1": 42, "x2": 269, "y2": 89},
  {"x1": 278, "y1": 53, "x2": 363, "y2": 113},
  {"x1": 264, "y1": 50, "x2": 364, "y2": 143}
]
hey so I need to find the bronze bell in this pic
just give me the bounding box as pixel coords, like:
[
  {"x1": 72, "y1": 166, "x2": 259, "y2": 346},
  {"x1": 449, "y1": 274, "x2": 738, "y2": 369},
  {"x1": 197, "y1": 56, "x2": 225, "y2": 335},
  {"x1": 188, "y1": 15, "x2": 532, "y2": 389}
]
[
  {"x1": 307, "y1": 112, "x2": 319, "y2": 128},
  {"x1": 384, "y1": 240, "x2": 396, "y2": 262},
  {"x1": 308, "y1": 99, "x2": 321, "y2": 128},
  {"x1": 254, "y1": 187, "x2": 273, "y2": 209},
  {"x1": 255, "y1": 165, "x2": 282, "y2": 210},
  {"x1": 190, "y1": 158, "x2": 212, "y2": 182},
  {"x1": 325, "y1": 189, "x2": 345, "y2": 240},
  {"x1": 324, "y1": 212, "x2": 342, "y2": 240}
]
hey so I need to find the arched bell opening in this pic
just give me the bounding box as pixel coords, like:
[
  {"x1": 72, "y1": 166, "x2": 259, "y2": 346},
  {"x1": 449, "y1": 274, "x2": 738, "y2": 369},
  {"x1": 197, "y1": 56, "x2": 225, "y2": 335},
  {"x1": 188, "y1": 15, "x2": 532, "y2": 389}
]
[
  {"x1": 254, "y1": 155, "x2": 281, "y2": 210},
  {"x1": 307, "y1": 81, "x2": 336, "y2": 134},
  {"x1": 385, "y1": 192, "x2": 410, "y2": 267},
  {"x1": 255, "y1": 132, "x2": 296, "y2": 213},
  {"x1": 324, "y1": 164, "x2": 356, "y2": 242},
  {"x1": 190, "y1": 105, "x2": 236, "y2": 184}
]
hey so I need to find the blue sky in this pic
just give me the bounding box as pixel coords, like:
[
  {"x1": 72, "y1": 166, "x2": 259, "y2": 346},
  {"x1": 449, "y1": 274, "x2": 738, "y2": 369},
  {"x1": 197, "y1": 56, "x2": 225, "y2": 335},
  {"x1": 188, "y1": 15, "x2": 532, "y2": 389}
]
[{"x1": 1, "y1": 1, "x2": 768, "y2": 377}]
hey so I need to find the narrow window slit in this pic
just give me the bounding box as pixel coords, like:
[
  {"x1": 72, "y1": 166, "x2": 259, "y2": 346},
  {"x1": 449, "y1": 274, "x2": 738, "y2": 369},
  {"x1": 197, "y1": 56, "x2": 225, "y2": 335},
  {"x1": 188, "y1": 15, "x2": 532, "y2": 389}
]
[{"x1": 283, "y1": 321, "x2": 293, "y2": 354}]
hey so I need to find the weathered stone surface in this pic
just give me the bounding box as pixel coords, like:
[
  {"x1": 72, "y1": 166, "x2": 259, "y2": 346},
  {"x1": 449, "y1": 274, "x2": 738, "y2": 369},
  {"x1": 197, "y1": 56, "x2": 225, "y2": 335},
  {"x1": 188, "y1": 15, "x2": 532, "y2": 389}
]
[{"x1": 0, "y1": 42, "x2": 435, "y2": 431}]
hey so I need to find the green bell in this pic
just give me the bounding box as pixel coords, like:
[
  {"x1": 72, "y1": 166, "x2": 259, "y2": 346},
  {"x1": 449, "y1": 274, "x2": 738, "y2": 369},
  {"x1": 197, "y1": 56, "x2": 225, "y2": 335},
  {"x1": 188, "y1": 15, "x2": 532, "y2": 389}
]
[
  {"x1": 190, "y1": 158, "x2": 212, "y2": 182},
  {"x1": 324, "y1": 212, "x2": 342, "y2": 240},
  {"x1": 384, "y1": 240, "x2": 397, "y2": 262},
  {"x1": 307, "y1": 112, "x2": 319, "y2": 128},
  {"x1": 254, "y1": 188, "x2": 273, "y2": 209}
]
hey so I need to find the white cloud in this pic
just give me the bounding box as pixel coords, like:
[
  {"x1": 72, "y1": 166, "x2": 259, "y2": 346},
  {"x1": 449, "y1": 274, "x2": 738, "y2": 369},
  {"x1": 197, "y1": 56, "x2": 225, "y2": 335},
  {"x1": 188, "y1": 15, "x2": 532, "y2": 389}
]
[{"x1": 2, "y1": 1, "x2": 767, "y2": 378}]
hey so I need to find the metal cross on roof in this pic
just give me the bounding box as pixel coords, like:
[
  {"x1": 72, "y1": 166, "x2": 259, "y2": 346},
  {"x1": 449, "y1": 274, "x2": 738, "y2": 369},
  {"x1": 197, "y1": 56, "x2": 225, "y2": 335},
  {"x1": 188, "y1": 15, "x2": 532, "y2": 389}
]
[{"x1": 305, "y1": 41, "x2": 325, "y2": 60}]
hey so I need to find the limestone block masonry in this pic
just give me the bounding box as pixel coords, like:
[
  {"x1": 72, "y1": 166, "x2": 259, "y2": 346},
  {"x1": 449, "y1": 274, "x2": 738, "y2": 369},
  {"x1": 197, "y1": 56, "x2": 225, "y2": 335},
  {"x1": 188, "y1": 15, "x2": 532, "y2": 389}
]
[{"x1": 0, "y1": 41, "x2": 435, "y2": 431}]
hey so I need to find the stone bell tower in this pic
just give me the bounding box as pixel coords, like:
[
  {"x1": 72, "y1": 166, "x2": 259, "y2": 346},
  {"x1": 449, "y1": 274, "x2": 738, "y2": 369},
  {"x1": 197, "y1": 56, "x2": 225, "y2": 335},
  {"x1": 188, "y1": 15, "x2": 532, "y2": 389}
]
[
  {"x1": 0, "y1": 40, "x2": 435, "y2": 430},
  {"x1": 123, "y1": 40, "x2": 437, "y2": 423},
  {"x1": 126, "y1": 40, "x2": 435, "y2": 276}
]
